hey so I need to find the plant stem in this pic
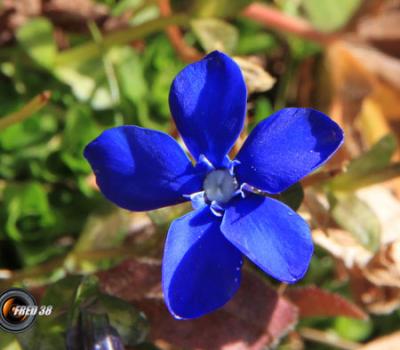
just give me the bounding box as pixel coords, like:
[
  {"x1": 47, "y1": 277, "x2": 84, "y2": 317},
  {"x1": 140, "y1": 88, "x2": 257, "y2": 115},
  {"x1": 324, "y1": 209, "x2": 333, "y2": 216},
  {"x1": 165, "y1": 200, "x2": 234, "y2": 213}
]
[
  {"x1": 55, "y1": 15, "x2": 189, "y2": 66},
  {"x1": 299, "y1": 327, "x2": 360, "y2": 350},
  {"x1": 0, "y1": 91, "x2": 51, "y2": 130},
  {"x1": 242, "y1": 3, "x2": 338, "y2": 45},
  {"x1": 158, "y1": 0, "x2": 202, "y2": 62}
]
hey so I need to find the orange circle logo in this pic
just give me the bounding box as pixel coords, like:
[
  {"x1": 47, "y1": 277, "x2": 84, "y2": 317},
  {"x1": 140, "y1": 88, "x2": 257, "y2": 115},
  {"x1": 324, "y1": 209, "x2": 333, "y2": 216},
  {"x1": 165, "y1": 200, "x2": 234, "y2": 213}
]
[{"x1": 0, "y1": 289, "x2": 37, "y2": 333}]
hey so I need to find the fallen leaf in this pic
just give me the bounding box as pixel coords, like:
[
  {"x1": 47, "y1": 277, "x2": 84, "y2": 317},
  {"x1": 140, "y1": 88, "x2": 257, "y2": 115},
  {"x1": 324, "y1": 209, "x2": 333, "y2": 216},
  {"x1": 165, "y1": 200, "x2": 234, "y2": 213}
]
[
  {"x1": 357, "y1": 185, "x2": 400, "y2": 244},
  {"x1": 234, "y1": 56, "x2": 276, "y2": 94},
  {"x1": 345, "y1": 42, "x2": 400, "y2": 90},
  {"x1": 286, "y1": 286, "x2": 367, "y2": 320},
  {"x1": 191, "y1": 18, "x2": 239, "y2": 54},
  {"x1": 313, "y1": 228, "x2": 373, "y2": 268},
  {"x1": 331, "y1": 192, "x2": 381, "y2": 252},
  {"x1": 98, "y1": 258, "x2": 162, "y2": 301},
  {"x1": 351, "y1": 275, "x2": 400, "y2": 314},
  {"x1": 362, "y1": 241, "x2": 400, "y2": 288}
]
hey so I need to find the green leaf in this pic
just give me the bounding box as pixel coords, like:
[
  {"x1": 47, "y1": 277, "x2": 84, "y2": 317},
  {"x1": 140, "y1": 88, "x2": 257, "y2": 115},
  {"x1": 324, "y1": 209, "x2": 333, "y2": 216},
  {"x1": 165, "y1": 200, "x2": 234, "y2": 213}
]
[
  {"x1": 329, "y1": 134, "x2": 398, "y2": 191},
  {"x1": 303, "y1": 0, "x2": 362, "y2": 32},
  {"x1": 15, "y1": 275, "x2": 148, "y2": 349},
  {"x1": 73, "y1": 276, "x2": 148, "y2": 346},
  {"x1": 236, "y1": 32, "x2": 277, "y2": 55},
  {"x1": 141, "y1": 35, "x2": 185, "y2": 130},
  {"x1": 0, "y1": 113, "x2": 57, "y2": 151},
  {"x1": 55, "y1": 15, "x2": 188, "y2": 66},
  {"x1": 334, "y1": 317, "x2": 373, "y2": 342},
  {"x1": 0, "y1": 332, "x2": 22, "y2": 350},
  {"x1": 93, "y1": 293, "x2": 149, "y2": 346},
  {"x1": 3, "y1": 182, "x2": 55, "y2": 241},
  {"x1": 55, "y1": 57, "x2": 113, "y2": 110},
  {"x1": 191, "y1": 18, "x2": 239, "y2": 54},
  {"x1": 250, "y1": 97, "x2": 273, "y2": 131},
  {"x1": 112, "y1": 0, "x2": 144, "y2": 16},
  {"x1": 345, "y1": 134, "x2": 396, "y2": 174},
  {"x1": 16, "y1": 276, "x2": 84, "y2": 350},
  {"x1": 236, "y1": 19, "x2": 278, "y2": 55},
  {"x1": 331, "y1": 193, "x2": 381, "y2": 252},
  {"x1": 61, "y1": 104, "x2": 102, "y2": 173},
  {"x1": 111, "y1": 46, "x2": 157, "y2": 128},
  {"x1": 17, "y1": 18, "x2": 57, "y2": 68},
  {"x1": 66, "y1": 209, "x2": 129, "y2": 272}
]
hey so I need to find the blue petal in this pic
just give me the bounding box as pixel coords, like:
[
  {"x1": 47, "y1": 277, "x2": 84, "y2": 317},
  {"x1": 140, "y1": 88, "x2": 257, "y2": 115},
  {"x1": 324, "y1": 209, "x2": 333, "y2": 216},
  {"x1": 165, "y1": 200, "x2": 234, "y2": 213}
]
[
  {"x1": 84, "y1": 126, "x2": 203, "y2": 211},
  {"x1": 169, "y1": 51, "x2": 247, "y2": 167},
  {"x1": 162, "y1": 207, "x2": 243, "y2": 319},
  {"x1": 221, "y1": 195, "x2": 313, "y2": 283},
  {"x1": 235, "y1": 108, "x2": 344, "y2": 193}
]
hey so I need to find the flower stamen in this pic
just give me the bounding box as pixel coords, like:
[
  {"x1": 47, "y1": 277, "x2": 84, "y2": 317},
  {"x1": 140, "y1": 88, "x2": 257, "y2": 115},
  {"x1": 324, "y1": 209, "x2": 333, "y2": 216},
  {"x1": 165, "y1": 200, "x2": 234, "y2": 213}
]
[{"x1": 203, "y1": 169, "x2": 238, "y2": 204}]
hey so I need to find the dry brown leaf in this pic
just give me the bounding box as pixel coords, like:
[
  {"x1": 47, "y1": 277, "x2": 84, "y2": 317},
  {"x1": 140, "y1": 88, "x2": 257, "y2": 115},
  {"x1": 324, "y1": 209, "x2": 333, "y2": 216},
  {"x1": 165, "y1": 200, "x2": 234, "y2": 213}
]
[
  {"x1": 311, "y1": 185, "x2": 400, "y2": 314},
  {"x1": 345, "y1": 42, "x2": 400, "y2": 90},
  {"x1": 326, "y1": 41, "x2": 374, "y2": 158},
  {"x1": 357, "y1": 1, "x2": 400, "y2": 57},
  {"x1": 0, "y1": 0, "x2": 109, "y2": 44},
  {"x1": 357, "y1": 185, "x2": 400, "y2": 245},
  {"x1": 362, "y1": 241, "x2": 400, "y2": 288},
  {"x1": 325, "y1": 39, "x2": 400, "y2": 164},
  {"x1": 286, "y1": 286, "x2": 367, "y2": 320},
  {"x1": 313, "y1": 228, "x2": 373, "y2": 268},
  {"x1": 350, "y1": 266, "x2": 400, "y2": 314},
  {"x1": 358, "y1": 13, "x2": 400, "y2": 41},
  {"x1": 356, "y1": 98, "x2": 391, "y2": 146},
  {"x1": 43, "y1": 0, "x2": 108, "y2": 31},
  {"x1": 371, "y1": 81, "x2": 400, "y2": 121},
  {"x1": 98, "y1": 259, "x2": 162, "y2": 301},
  {"x1": 234, "y1": 56, "x2": 276, "y2": 94},
  {"x1": 0, "y1": 0, "x2": 41, "y2": 44}
]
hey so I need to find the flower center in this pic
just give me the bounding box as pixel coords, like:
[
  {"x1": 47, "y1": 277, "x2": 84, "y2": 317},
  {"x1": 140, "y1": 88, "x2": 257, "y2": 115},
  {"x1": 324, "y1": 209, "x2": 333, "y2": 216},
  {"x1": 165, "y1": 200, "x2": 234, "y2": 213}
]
[{"x1": 203, "y1": 169, "x2": 238, "y2": 204}]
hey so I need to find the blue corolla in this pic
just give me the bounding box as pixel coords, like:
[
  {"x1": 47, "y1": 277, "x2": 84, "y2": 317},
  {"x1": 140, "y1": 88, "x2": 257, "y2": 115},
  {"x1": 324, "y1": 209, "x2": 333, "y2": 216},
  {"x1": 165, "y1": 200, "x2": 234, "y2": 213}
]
[{"x1": 84, "y1": 51, "x2": 344, "y2": 319}]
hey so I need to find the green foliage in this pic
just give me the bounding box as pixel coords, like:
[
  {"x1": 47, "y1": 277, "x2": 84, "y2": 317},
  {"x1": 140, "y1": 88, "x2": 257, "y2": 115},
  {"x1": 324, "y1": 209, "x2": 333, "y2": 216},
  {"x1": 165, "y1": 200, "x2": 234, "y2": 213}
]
[
  {"x1": 192, "y1": 18, "x2": 239, "y2": 54},
  {"x1": 3, "y1": 182, "x2": 55, "y2": 241},
  {"x1": 236, "y1": 19, "x2": 278, "y2": 55},
  {"x1": 17, "y1": 18, "x2": 57, "y2": 69},
  {"x1": 329, "y1": 134, "x2": 399, "y2": 191},
  {"x1": 189, "y1": 0, "x2": 252, "y2": 18},
  {"x1": 8, "y1": 276, "x2": 149, "y2": 350},
  {"x1": 334, "y1": 317, "x2": 373, "y2": 341},
  {"x1": 330, "y1": 192, "x2": 381, "y2": 252},
  {"x1": 61, "y1": 105, "x2": 102, "y2": 173},
  {"x1": 303, "y1": 0, "x2": 363, "y2": 32},
  {"x1": 0, "y1": 18, "x2": 189, "y2": 270}
]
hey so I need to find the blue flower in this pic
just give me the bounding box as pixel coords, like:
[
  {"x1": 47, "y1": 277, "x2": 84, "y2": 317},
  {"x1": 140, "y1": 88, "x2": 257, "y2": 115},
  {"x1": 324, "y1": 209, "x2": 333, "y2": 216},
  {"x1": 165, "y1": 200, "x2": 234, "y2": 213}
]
[{"x1": 84, "y1": 51, "x2": 344, "y2": 319}]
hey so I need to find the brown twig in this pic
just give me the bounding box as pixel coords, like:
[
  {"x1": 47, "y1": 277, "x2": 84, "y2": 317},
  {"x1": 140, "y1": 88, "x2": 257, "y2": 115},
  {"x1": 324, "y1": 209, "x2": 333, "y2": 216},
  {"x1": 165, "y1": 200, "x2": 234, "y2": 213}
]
[
  {"x1": 158, "y1": 0, "x2": 202, "y2": 62},
  {"x1": 0, "y1": 91, "x2": 52, "y2": 130},
  {"x1": 242, "y1": 3, "x2": 338, "y2": 46}
]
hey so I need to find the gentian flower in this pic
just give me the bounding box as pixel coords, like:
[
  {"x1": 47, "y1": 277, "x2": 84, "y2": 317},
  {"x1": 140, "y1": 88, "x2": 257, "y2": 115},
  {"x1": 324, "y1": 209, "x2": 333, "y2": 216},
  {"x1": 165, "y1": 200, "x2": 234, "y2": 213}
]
[{"x1": 84, "y1": 51, "x2": 344, "y2": 319}]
